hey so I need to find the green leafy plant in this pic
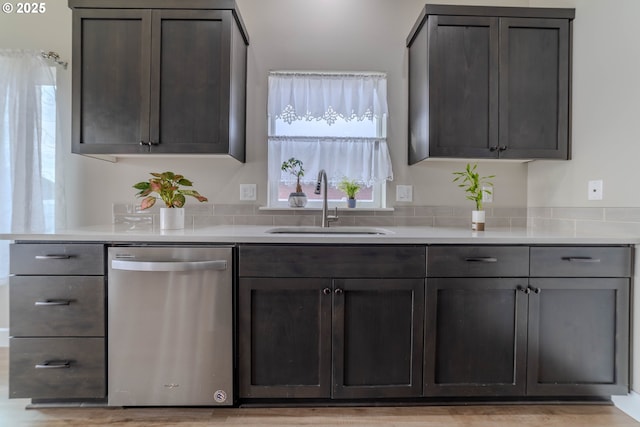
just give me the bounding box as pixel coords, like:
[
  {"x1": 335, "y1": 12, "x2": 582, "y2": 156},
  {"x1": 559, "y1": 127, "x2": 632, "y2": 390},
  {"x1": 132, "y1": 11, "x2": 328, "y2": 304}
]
[
  {"x1": 452, "y1": 163, "x2": 495, "y2": 211},
  {"x1": 281, "y1": 157, "x2": 305, "y2": 193},
  {"x1": 338, "y1": 178, "x2": 361, "y2": 200},
  {"x1": 133, "y1": 171, "x2": 208, "y2": 210}
]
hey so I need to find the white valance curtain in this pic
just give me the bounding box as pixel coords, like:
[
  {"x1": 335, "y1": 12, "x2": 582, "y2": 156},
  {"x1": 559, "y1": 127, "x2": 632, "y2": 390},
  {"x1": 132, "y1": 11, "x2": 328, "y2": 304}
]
[
  {"x1": 268, "y1": 71, "x2": 393, "y2": 186},
  {"x1": 268, "y1": 71, "x2": 388, "y2": 124}
]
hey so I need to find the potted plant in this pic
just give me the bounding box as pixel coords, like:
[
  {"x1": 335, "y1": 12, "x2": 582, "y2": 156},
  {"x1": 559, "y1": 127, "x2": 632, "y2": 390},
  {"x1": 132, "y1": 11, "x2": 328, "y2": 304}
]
[
  {"x1": 281, "y1": 157, "x2": 307, "y2": 207},
  {"x1": 133, "y1": 171, "x2": 208, "y2": 230},
  {"x1": 452, "y1": 163, "x2": 494, "y2": 231},
  {"x1": 338, "y1": 178, "x2": 361, "y2": 208}
]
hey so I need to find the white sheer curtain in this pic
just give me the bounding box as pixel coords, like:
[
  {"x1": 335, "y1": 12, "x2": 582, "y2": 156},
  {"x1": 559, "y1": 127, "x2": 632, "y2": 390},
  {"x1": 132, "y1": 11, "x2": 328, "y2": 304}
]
[
  {"x1": 269, "y1": 137, "x2": 393, "y2": 186},
  {"x1": 0, "y1": 49, "x2": 59, "y2": 284},
  {"x1": 268, "y1": 71, "x2": 393, "y2": 187},
  {"x1": 268, "y1": 72, "x2": 388, "y2": 124}
]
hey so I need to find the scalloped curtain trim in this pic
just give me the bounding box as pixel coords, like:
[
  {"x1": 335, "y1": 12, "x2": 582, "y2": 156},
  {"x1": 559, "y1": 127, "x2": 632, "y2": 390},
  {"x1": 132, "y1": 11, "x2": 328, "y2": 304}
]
[{"x1": 268, "y1": 71, "x2": 388, "y2": 125}]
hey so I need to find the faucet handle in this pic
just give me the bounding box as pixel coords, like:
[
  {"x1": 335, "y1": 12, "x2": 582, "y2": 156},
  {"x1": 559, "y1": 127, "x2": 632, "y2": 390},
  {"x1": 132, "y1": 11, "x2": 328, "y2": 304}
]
[{"x1": 328, "y1": 207, "x2": 339, "y2": 222}]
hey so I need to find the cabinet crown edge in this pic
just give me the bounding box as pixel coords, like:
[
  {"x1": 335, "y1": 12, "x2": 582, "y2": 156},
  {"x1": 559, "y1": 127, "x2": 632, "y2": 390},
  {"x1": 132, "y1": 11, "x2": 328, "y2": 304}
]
[
  {"x1": 407, "y1": 4, "x2": 575, "y2": 47},
  {"x1": 68, "y1": 0, "x2": 249, "y2": 44}
]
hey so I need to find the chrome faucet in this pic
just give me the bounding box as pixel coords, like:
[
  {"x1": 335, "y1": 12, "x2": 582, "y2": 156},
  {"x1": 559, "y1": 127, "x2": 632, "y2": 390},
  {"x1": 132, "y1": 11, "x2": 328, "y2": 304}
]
[{"x1": 314, "y1": 169, "x2": 339, "y2": 228}]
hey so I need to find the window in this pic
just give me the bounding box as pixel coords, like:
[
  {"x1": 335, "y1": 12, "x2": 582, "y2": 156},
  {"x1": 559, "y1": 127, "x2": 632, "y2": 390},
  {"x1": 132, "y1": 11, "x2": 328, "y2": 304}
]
[{"x1": 267, "y1": 72, "x2": 393, "y2": 208}]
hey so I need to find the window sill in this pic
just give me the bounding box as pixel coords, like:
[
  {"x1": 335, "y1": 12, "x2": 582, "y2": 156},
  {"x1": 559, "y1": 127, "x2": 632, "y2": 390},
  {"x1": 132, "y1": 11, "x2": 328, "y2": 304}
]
[{"x1": 259, "y1": 206, "x2": 394, "y2": 213}]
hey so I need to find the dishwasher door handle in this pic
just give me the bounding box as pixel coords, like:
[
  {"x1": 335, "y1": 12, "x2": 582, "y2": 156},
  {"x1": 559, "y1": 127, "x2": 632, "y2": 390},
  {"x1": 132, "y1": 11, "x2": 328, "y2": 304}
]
[{"x1": 111, "y1": 259, "x2": 228, "y2": 272}]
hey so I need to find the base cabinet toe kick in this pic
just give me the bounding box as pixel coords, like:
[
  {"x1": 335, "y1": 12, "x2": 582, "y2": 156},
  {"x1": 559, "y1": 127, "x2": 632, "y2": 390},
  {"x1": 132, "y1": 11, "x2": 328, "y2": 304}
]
[{"x1": 8, "y1": 242, "x2": 633, "y2": 406}]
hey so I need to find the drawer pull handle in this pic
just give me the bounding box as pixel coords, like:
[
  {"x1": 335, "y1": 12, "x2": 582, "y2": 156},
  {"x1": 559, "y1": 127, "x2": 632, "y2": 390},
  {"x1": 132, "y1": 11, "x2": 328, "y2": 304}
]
[
  {"x1": 465, "y1": 257, "x2": 498, "y2": 263},
  {"x1": 35, "y1": 360, "x2": 71, "y2": 369},
  {"x1": 562, "y1": 257, "x2": 601, "y2": 263},
  {"x1": 35, "y1": 255, "x2": 72, "y2": 260},
  {"x1": 35, "y1": 299, "x2": 72, "y2": 306}
]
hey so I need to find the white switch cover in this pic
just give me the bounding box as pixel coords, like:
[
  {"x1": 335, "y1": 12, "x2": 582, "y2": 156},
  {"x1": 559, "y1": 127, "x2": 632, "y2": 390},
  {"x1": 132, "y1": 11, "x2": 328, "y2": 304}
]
[
  {"x1": 588, "y1": 180, "x2": 603, "y2": 201},
  {"x1": 240, "y1": 184, "x2": 257, "y2": 201},
  {"x1": 396, "y1": 185, "x2": 413, "y2": 202},
  {"x1": 482, "y1": 186, "x2": 493, "y2": 203}
]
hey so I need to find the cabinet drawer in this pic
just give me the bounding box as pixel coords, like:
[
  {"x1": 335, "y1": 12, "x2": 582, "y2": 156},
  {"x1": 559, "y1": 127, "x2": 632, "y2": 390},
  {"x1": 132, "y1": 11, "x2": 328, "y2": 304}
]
[
  {"x1": 239, "y1": 245, "x2": 426, "y2": 278},
  {"x1": 9, "y1": 337, "x2": 106, "y2": 399},
  {"x1": 427, "y1": 246, "x2": 529, "y2": 277},
  {"x1": 10, "y1": 243, "x2": 104, "y2": 275},
  {"x1": 530, "y1": 246, "x2": 632, "y2": 277},
  {"x1": 10, "y1": 276, "x2": 105, "y2": 337}
]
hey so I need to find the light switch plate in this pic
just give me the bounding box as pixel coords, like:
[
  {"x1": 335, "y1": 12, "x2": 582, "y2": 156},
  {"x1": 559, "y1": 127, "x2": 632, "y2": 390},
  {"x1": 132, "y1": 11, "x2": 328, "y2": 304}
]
[
  {"x1": 396, "y1": 185, "x2": 413, "y2": 202},
  {"x1": 482, "y1": 186, "x2": 493, "y2": 203},
  {"x1": 240, "y1": 184, "x2": 257, "y2": 201}
]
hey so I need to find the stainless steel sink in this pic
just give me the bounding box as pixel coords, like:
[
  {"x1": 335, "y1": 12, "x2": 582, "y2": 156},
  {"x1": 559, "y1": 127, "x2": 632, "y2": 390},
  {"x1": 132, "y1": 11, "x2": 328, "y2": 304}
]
[{"x1": 265, "y1": 226, "x2": 392, "y2": 235}]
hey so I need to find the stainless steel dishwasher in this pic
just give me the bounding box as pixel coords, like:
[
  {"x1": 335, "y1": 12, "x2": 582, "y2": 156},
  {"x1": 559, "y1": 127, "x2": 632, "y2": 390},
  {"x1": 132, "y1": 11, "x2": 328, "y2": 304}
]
[{"x1": 107, "y1": 246, "x2": 233, "y2": 406}]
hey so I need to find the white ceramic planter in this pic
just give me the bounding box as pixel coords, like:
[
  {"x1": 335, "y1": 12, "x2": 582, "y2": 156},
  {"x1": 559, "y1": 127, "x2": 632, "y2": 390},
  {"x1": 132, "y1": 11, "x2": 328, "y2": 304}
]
[
  {"x1": 160, "y1": 207, "x2": 185, "y2": 230},
  {"x1": 472, "y1": 210, "x2": 486, "y2": 231}
]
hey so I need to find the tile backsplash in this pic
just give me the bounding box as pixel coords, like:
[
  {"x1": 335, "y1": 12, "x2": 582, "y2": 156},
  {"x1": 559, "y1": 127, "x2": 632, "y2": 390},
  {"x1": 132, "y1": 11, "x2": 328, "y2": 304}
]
[
  {"x1": 114, "y1": 203, "x2": 640, "y2": 235},
  {"x1": 528, "y1": 207, "x2": 640, "y2": 236},
  {"x1": 113, "y1": 203, "x2": 527, "y2": 230}
]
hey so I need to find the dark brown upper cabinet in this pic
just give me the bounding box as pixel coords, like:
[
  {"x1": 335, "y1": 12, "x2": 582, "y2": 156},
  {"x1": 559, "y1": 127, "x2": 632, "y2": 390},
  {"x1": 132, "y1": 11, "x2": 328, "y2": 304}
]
[
  {"x1": 69, "y1": 0, "x2": 249, "y2": 161},
  {"x1": 407, "y1": 5, "x2": 574, "y2": 163}
]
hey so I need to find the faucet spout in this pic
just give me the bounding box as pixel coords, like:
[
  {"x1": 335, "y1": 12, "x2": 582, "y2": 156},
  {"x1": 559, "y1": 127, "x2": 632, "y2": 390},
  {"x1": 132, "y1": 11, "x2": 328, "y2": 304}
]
[{"x1": 315, "y1": 169, "x2": 338, "y2": 227}]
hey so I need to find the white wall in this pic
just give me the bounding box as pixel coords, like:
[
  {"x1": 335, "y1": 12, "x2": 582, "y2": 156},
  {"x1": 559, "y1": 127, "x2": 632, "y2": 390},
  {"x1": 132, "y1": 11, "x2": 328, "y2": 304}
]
[
  {"x1": 1, "y1": 0, "x2": 529, "y2": 227},
  {"x1": 528, "y1": 0, "x2": 640, "y2": 208}
]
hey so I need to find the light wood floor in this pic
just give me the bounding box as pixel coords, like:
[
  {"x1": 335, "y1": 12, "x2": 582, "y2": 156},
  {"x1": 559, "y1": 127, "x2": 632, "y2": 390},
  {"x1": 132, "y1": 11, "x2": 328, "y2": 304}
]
[{"x1": 1, "y1": 348, "x2": 639, "y2": 427}]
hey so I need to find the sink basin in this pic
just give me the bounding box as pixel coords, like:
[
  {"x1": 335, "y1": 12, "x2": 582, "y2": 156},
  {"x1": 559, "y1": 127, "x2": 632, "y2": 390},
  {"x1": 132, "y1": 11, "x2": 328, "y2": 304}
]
[{"x1": 265, "y1": 226, "x2": 392, "y2": 235}]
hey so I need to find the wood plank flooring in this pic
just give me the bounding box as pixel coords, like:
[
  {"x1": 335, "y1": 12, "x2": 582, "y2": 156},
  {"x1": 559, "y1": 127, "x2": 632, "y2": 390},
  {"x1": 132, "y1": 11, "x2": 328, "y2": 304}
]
[{"x1": 1, "y1": 348, "x2": 639, "y2": 427}]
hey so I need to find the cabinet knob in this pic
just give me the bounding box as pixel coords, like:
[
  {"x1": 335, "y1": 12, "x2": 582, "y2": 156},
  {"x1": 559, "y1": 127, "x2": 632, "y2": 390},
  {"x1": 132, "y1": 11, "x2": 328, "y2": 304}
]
[
  {"x1": 530, "y1": 286, "x2": 541, "y2": 294},
  {"x1": 334, "y1": 288, "x2": 343, "y2": 295},
  {"x1": 499, "y1": 146, "x2": 507, "y2": 151},
  {"x1": 518, "y1": 286, "x2": 530, "y2": 294},
  {"x1": 322, "y1": 288, "x2": 332, "y2": 295},
  {"x1": 489, "y1": 146, "x2": 499, "y2": 152}
]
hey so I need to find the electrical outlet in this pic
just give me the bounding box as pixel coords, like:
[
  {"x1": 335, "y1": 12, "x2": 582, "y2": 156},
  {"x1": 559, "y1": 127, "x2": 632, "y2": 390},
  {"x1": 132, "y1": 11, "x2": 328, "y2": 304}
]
[
  {"x1": 482, "y1": 186, "x2": 493, "y2": 203},
  {"x1": 588, "y1": 180, "x2": 603, "y2": 201},
  {"x1": 240, "y1": 184, "x2": 257, "y2": 201},
  {"x1": 396, "y1": 185, "x2": 413, "y2": 202}
]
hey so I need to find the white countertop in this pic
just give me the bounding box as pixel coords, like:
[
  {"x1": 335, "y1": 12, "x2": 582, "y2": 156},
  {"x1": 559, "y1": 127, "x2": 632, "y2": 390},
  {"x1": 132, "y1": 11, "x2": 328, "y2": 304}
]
[{"x1": 1, "y1": 225, "x2": 638, "y2": 245}]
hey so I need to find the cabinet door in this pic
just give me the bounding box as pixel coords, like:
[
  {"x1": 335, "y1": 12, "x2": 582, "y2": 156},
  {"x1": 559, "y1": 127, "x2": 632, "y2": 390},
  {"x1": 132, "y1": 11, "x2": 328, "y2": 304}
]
[
  {"x1": 238, "y1": 278, "x2": 332, "y2": 398},
  {"x1": 72, "y1": 9, "x2": 151, "y2": 154},
  {"x1": 424, "y1": 278, "x2": 528, "y2": 396},
  {"x1": 149, "y1": 10, "x2": 232, "y2": 153},
  {"x1": 499, "y1": 18, "x2": 570, "y2": 159},
  {"x1": 527, "y1": 278, "x2": 629, "y2": 396},
  {"x1": 428, "y1": 15, "x2": 499, "y2": 158},
  {"x1": 332, "y1": 279, "x2": 424, "y2": 399}
]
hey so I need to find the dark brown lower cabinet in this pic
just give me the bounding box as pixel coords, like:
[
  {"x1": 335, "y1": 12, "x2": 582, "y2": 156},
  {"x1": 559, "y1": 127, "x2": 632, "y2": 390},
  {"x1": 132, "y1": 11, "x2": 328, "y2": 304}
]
[
  {"x1": 332, "y1": 279, "x2": 424, "y2": 399},
  {"x1": 424, "y1": 277, "x2": 629, "y2": 398},
  {"x1": 238, "y1": 278, "x2": 332, "y2": 399},
  {"x1": 424, "y1": 278, "x2": 528, "y2": 396},
  {"x1": 238, "y1": 277, "x2": 424, "y2": 400},
  {"x1": 526, "y1": 278, "x2": 629, "y2": 396}
]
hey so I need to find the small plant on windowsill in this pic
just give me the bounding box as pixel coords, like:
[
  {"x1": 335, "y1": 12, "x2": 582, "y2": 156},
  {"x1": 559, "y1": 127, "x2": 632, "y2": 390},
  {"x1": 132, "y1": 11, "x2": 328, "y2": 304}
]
[
  {"x1": 338, "y1": 178, "x2": 361, "y2": 208},
  {"x1": 452, "y1": 163, "x2": 494, "y2": 231},
  {"x1": 281, "y1": 157, "x2": 307, "y2": 208},
  {"x1": 133, "y1": 171, "x2": 208, "y2": 230}
]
